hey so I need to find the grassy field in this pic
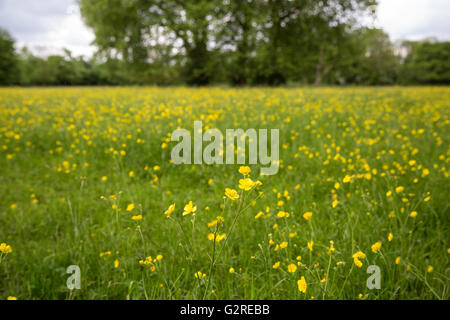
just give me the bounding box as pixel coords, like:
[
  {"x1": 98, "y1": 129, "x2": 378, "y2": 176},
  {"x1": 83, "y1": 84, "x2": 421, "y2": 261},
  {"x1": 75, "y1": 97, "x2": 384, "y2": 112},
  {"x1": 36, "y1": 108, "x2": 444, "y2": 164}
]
[{"x1": 0, "y1": 87, "x2": 449, "y2": 300}]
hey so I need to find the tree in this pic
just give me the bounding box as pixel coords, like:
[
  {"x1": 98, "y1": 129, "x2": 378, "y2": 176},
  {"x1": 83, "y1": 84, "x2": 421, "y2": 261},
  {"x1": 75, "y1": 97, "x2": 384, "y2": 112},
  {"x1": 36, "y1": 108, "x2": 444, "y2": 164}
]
[
  {"x1": 79, "y1": 0, "x2": 222, "y2": 85},
  {"x1": 254, "y1": 0, "x2": 377, "y2": 85},
  {"x1": 0, "y1": 28, "x2": 19, "y2": 85},
  {"x1": 400, "y1": 40, "x2": 450, "y2": 84}
]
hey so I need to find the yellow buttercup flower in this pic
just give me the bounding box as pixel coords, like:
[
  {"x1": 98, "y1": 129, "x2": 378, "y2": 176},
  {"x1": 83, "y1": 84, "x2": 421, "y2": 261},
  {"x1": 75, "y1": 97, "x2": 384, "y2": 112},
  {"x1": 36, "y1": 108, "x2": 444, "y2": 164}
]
[
  {"x1": 126, "y1": 203, "x2": 135, "y2": 212},
  {"x1": 225, "y1": 188, "x2": 239, "y2": 200},
  {"x1": 280, "y1": 241, "x2": 288, "y2": 249},
  {"x1": 395, "y1": 186, "x2": 404, "y2": 193},
  {"x1": 195, "y1": 271, "x2": 206, "y2": 279},
  {"x1": 114, "y1": 259, "x2": 119, "y2": 268},
  {"x1": 255, "y1": 212, "x2": 264, "y2": 219},
  {"x1": 208, "y1": 233, "x2": 226, "y2": 242},
  {"x1": 343, "y1": 175, "x2": 352, "y2": 183},
  {"x1": 371, "y1": 241, "x2": 382, "y2": 253},
  {"x1": 297, "y1": 276, "x2": 307, "y2": 293},
  {"x1": 388, "y1": 233, "x2": 393, "y2": 242},
  {"x1": 272, "y1": 261, "x2": 280, "y2": 269},
  {"x1": 332, "y1": 198, "x2": 338, "y2": 208},
  {"x1": 229, "y1": 267, "x2": 235, "y2": 274},
  {"x1": 353, "y1": 257, "x2": 363, "y2": 268},
  {"x1": 164, "y1": 203, "x2": 175, "y2": 215},
  {"x1": 7, "y1": 296, "x2": 17, "y2": 300},
  {"x1": 238, "y1": 178, "x2": 255, "y2": 191},
  {"x1": 131, "y1": 215, "x2": 142, "y2": 221},
  {"x1": 352, "y1": 251, "x2": 366, "y2": 259},
  {"x1": 277, "y1": 211, "x2": 289, "y2": 218},
  {"x1": 238, "y1": 166, "x2": 251, "y2": 176},
  {"x1": 410, "y1": 211, "x2": 418, "y2": 218},
  {"x1": 0, "y1": 243, "x2": 12, "y2": 254},
  {"x1": 208, "y1": 220, "x2": 218, "y2": 228},
  {"x1": 303, "y1": 211, "x2": 313, "y2": 220},
  {"x1": 307, "y1": 240, "x2": 314, "y2": 251},
  {"x1": 287, "y1": 263, "x2": 297, "y2": 273},
  {"x1": 183, "y1": 201, "x2": 197, "y2": 216}
]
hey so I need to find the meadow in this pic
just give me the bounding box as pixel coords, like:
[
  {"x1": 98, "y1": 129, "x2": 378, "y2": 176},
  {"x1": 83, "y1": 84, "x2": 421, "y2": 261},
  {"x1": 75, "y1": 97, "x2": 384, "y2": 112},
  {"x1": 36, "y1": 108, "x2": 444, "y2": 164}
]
[{"x1": 0, "y1": 86, "x2": 449, "y2": 300}]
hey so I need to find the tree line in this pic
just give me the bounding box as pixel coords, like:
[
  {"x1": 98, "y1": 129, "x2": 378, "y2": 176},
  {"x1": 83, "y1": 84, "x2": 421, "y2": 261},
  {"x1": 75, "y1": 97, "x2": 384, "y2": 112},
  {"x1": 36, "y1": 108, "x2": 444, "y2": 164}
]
[{"x1": 0, "y1": 0, "x2": 449, "y2": 86}]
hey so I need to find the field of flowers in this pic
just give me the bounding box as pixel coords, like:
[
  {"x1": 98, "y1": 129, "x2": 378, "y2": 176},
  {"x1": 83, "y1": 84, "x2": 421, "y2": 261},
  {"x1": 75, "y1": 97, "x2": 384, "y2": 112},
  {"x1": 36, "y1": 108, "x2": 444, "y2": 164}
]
[{"x1": 0, "y1": 87, "x2": 449, "y2": 300}]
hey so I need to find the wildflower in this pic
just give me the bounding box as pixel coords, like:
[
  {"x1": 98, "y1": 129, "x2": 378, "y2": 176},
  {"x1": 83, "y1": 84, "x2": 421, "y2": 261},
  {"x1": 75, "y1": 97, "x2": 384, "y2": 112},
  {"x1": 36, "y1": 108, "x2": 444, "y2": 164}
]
[
  {"x1": 395, "y1": 257, "x2": 401, "y2": 265},
  {"x1": 238, "y1": 178, "x2": 255, "y2": 191},
  {"x1": 386, "y1": 191, "x2": 392, "y2": 197},
  {"x1": 307, "y1": 240, "x2": 314, "y2": 251},
  {"x1": 164, "y1": 203, "x2": 175, "y2": 215},
  {"x1": 343, "y1": 175, "x2": 352, "y2": 183},
  {"x1": 225, "y1": 188, "x2": 239, "y2": 201},
  {"x1": 10, "y1": 204, "x2": 16, "y2": 210},
  {"x1": 101, "y1": 176, "x2": 108, "y2": 181},
  {"x1": 287, "y1": 263, "x2": 297, "y2": 273},
  {"x1": 131, "y1": 215, "x2": 142, "y2": 221},
  {"x1": 352, "y1": 251, "x2": 365, "y2": 268},
  {"x1": 277, "y1": 211, "x2": 289, "y2": 218},
  {"x1": 126, "y1": 203, "x2": 135, "y2": 212},
  {"x1": 297, "y1": 276, "x2": 307, "y2": 293},
  {"x1": 334, "y1": 182, "x2": 340, "y2": 190},
  {"x1": 388, "y1": 233, "x2": 393, "y2": 242},
  {"x1": 395, "y1": 186, "x2": 404, "y2": 193},
  {"x1": 195, "y1": 271, "x2": 206, "y2": 279},
  {"x1": 332, "y1": 198, "x2": 338, "y2": 208},
  {"x1": 427, "y1": 266, "x2": 433, "y2": 273},
  {"x1": 352, "y1": 251, "x2": 366, "y2": 259},
  {"x1": 353, "y1": 258, "x2": 363, "y2": 268},
  {"x1": 255, "y1": 212, "x2": 264, "y2": 219},
  {"x1": 238, "y1": 166, "x2": 251, "y2": 176},
  {"x1": 229, "y1": 267, "x2": 235, "y2": 274},
  {"x1": 371, "y1": 241, "x2": 382, "y2": 253},
  {"x1": 272, "y1": 261, "x2": 280, "y2": 269},
  {"x1": 208, "y1": 220, "x2": 218, "y2": 228},
  {"x1": 129, "y1": 171, "x2": 134, "y2": 177},
  {"x1": 410, "y1": 211, "x2": 418, "y2": 218},
  {"x1": 303, "y1": 211, "x2": 312, "y2": 220},
  {"x1": 0, "y1": 243, "x2": 12, "y2": 254},
  {"x1": 424, "y1": 196, "x2": 431, "y2": 202},
  {"x1": 208, "y1": 233, "x2": 226, "y2": 242},
  {"x1": 327, "y1": 241, "x2": 335, "y2": 254},
  {"x1": 280, "y1": 241, "x2": 288, "y2": 249},
  {"x1": 7, "y1": 296, "x2": 17, "y2": 300},
  {"x1": 114, "y1": 259, "x2": 119, "y2": 268},
  {"x1": 183, "y1": 201, "x2": 197, "y2": 216}
]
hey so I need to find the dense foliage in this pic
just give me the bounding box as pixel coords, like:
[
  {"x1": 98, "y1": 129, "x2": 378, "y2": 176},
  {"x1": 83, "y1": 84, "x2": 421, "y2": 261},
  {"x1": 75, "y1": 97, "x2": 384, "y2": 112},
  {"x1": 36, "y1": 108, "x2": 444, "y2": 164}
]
[{"x1": 0, "y1": 0, "x2": 449, "y2": 86}]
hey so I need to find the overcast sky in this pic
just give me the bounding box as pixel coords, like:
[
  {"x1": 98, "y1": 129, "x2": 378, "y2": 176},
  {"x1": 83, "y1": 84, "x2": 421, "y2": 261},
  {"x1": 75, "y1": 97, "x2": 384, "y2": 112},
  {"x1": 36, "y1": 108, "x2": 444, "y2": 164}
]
[{"x1": 0, "y1": 0, "x2": 449, "y2": 57}]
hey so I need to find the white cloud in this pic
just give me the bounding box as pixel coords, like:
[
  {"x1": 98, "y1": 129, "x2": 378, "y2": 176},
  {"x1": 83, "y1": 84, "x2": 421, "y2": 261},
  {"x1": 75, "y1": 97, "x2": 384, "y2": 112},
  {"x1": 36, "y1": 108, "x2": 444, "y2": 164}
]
[
  {"x1": 375, "y1": 0, "x2": 450, "y2": 41},
  {"x1": 0, "y1": 0, "x2": 96, "y2": 57}
]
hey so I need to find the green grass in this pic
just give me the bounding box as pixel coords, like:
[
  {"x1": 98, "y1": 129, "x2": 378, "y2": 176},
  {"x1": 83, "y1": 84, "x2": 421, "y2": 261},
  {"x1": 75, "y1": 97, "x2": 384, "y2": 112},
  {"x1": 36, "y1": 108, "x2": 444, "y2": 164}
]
[{"x1": 0, "y1": 86, "x2": 449, "y2": 300}]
